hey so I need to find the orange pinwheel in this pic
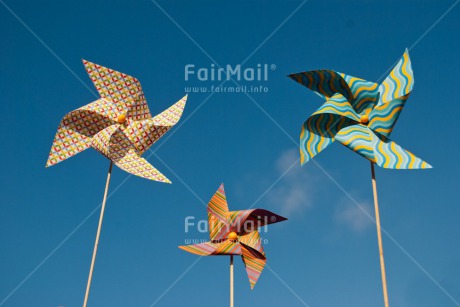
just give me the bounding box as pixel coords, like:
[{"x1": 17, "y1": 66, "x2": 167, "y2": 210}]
[{"x1": 180, "y1": 183, "x2": 287, "y2": 289}]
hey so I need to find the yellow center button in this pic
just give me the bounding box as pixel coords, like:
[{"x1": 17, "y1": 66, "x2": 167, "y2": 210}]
[
  {"x1": 360, "y1": 115, "x2": 369, "y2": 125},
  {"x1": 117, "y1": 114, "x2": 127, "y2": 124},
  {"x1": 228, "y1": 232, "x2": 238, "y2": 242}
]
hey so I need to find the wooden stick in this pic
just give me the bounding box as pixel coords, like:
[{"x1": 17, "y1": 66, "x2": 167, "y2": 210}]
[
  {"x1": 230, "y1": 255, "x2": 234, "y2": 307},
  {"x1": 83, "y1": 161, "x2": 113, "y2": 307},
  {"x1": 370, "y1": 161, "x2": 389, "y2": 307}
]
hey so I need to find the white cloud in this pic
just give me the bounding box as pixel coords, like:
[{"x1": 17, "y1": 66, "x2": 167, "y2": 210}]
[
  {"x1": 266, "y1": 149, "x2": 317, "y2": 216},
  {"x1": 253, "y1": 148, "x2": 374, "y2": 234},
  {"x1": 262, "y1": 148, "x2": 375, "y2": 234},
  {"x1": 334, "y1": 197, "x2": 373, "y2": 233}
]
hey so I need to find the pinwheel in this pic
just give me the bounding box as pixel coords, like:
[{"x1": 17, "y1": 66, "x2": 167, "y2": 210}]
[
  {"x1": 288, "y1": 49, "x2": 431, "y2": 307},
  {"x1": 46, "y1": 60, "x2": 186, "y2": 306},
  {"x1": 179, "y1": 183, "x2": 287, "y2": 306}
]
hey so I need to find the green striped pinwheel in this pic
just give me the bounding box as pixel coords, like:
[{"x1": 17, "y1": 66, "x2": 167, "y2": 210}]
[
  {"x1": 288, "y1": 49, "x2": 431, "y2": 169},
  {"x1": 179, "y1": 183, "x2": 287, "y2": 289}
]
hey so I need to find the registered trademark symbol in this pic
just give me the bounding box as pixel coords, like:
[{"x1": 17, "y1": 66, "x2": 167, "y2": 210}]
[
  {"x1": 270, "y1": 216, "x2": 276, "y2": 222},
  {"x1": 270, "y1": 64, "x2": 276, "y2": 70}
]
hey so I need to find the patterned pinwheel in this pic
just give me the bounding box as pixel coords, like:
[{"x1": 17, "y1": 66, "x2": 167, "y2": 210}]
[
  {"x1": 288, "y1": 49, "x2": 430, "y2": 169},
  {"x1": 179, "y1": 183, "x2": 287, "y2": 294},
  {"x1": 46, "y1": 60, "x2": 186, "y2": 307},
  {"x1": 47, "y1": 60, "x2": 187, "y2": 182},
  {"x1": 288, "y1": 50, "x2": 431, "y2": 307}
]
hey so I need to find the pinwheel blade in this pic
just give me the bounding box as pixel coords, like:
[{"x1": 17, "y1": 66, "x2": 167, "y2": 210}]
[
  {"x1": 300, "y1": 94, "x2": 361, "y2": 165},
  {"x1": 338, "y1": 73, "x2": 379, "y2": 114},
  {"x1": 227, "y1": 209, "x2": 287, "y2": 233},
  {"x1": 378, "y1": 49, "x2": 414, "y2": 105},
  {"x1": 83, "y1": 59, "x2": 151, "y2": 120},
  {"x1": 300, "y1": 113, "x2": 356, "y2": 165},
  {"x1": 179, "y1": 240, "x2": 241, "y2": 256},
  {"x1": 335, "y1": 124, "x2": 377, "y2": 163},
  {"x1": 114, "y1": 150, "x2": 171, "y2": 182},
  {"x1": 179, "y1": 241, "x2": 219, "y2": 256},
  {"x1": 312, "y1": 95, "x2": 360, "y2": 121},
  {"x1": 90, "y1": 124, "x2": 121, "y2": 158},
  {"x1": 371, "y1": 131, "x2": 432, "y2": 169},
  {"x1": 288, "y1": 70, "x2": 380, "y2": 114},
  {"x1": 369, "y1": 50, "x2": 414, "y2": 138},
  {"x1": 150, "y1": 95, "x2": 187, "y2": 127},
  {"x1": 239, "y1": 230, "x2": 264, "y2": 256},
  {"x1": 300, "y1": 114, "x2": 337, "y2": 165},
  {"x1": 369, "y1": 94, "x2": 409, "y2": 137},
  {"x1": 213, "y1": 240, "x2": 242, "y2": 255},
  {"x1": 46, "y1": 99, "x2": 116, "y2": 167},
  {"x1": 241, "y1": 245, "x2": 266, "y2": 289},
  {"x1": 287, "y1": 70, "x2": 354, "y2": 103},
  {"x1": 335, "y1": 124, "x2": 431, "y2": 169},
  {"x1": 207, "y1": 184, "x2": 230, "y2": 241},
  {"x1": 125, "y1": 95, "x2": 187, "y2": 155},
  {"x1": 91, "y1": 125, "x2": 171, "y2": 182}
]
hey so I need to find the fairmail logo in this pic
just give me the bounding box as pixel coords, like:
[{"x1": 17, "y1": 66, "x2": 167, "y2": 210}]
[
  {"x1": 184, "y1": 216, "x2": 272, "y2": 233},
  {"x1": 185, "y1": 64, "x2": 275, "y2": 82}
]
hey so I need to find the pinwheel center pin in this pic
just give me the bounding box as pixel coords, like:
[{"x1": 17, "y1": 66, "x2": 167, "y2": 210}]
[
  {"x1": 228, "y1": 232, "x2": 238, "y2": 242},
  {"x1": 117, "y1": 114, "x2": 127, "y2": 124},
  {"x1": 360, "y1": 114, "x2": 369, "y2": 125}
]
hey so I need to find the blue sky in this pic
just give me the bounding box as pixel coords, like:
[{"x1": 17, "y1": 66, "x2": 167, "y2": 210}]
[{"x1": 1, "y1": 0, "x2": 459, "y2": 306}]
